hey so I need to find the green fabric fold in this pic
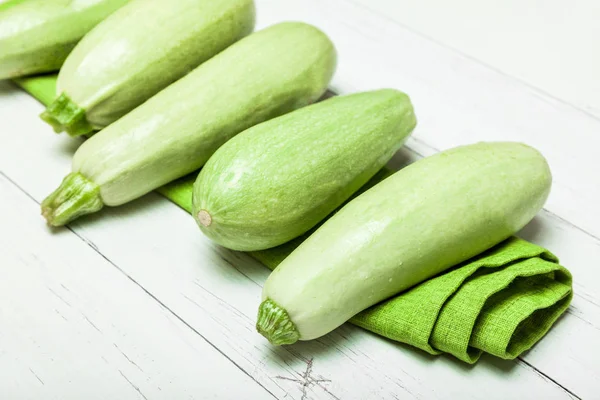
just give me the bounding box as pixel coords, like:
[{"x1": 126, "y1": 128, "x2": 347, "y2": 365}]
[
  {"x1": 350, "y1": 239, "x2": 572, "y2": 363},
  {"x1": 15, "y1": 75, "x2": 573, "y2": 363},
  {"x1": 251, "y1": 235, "x2": 572, "y2": 364}
]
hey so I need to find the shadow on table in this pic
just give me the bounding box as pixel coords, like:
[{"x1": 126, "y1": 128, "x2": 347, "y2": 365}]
[
  {"x1": 0, "y1": 80, "x2": 20, "y2": 95},
  {"x1": 265, "y1": 319, "x2": 527, "y2": 380},
  {"x1": 44, "y1": 189, "x2": 176, "y2": 233},
  {"x1": 518, "y1": 215, "x2": 547, "y2": 244}
]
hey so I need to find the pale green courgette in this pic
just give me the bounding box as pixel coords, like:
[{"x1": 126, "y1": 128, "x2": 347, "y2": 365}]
[
  {"x1": 193, "y1": 89, "x2": 416, "y2": 251},
  {"x1": 40, "y1": 0, "x2": 255, "y2": 136},
  {"x1": 41, "y1": 22, "x2": 336, "y2": 226},
  {"x1": 257, "y1": 142, "x2": 552, "y2": 345},
  {"x1": 0, "y1": 0, "x2": 129, "y2": 79}
]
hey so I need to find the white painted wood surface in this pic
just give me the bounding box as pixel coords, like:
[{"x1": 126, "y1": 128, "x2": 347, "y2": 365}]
[
  {"x1": 0, "y1": 174, "x2": 273, "y2": 400},
  {"x1": 1, "y1": 0, "x2": 599, "y2": 398},
  {"x1": 349, "y1": 0, "x2": 600, "y2": 119}
]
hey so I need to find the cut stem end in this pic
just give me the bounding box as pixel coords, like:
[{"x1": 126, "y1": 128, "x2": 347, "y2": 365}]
[
  {"x1": 41, "y1": 173, "x2": 104, "y2": 226},
  {"x1": 40, "y1": 92, "x2": 94, "y2": 137},
  {"x1": 197, "y1": 210, "x2": 212, "y2": 227},
  {"x1": 256, "y1": 299, "x2": 300, "y2": 345}
]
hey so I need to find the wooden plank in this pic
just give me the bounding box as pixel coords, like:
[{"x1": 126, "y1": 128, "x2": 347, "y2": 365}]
[
  {"x1": 2, "y1": 0, "x2": 599, "y2": 395},
  {"x1": 343, "y1": 0, "x2": 600, "y2": 119},
  {"x1": 63, "y1": 189, "x2": 592, "y2": 400},
  {"x1": 518, "y1": 210, "x2": 600, "y2": 394},
  {"x1": 0, "y1": 83, "x2": 580, "y2": 399},
  {"x1": 255, "y1": 0, "x2": 600, "y2": 242},
  {"x1": 0, "y1": 174, "x2": 273, "y2": 400}
]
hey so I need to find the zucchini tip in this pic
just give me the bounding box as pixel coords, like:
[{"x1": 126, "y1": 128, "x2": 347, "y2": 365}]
[
  {"x1": 40, "y1": 93, "x2": 94, "y2": 137},
  {"x1": 256, "y1": 298, "x2": 300, "y2": 345},
  {"x1": 41, "y1": 173, "x2": 104, "y2": 226}
]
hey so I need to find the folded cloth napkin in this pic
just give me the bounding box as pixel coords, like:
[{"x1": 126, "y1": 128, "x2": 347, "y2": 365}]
[
  {"x1": 349, "y1": 238, "x2": 572, "y2": 363},
  {"x1": 247, "y1": 232, "x2": 572, "y2": 363},
  {"x1": 16, "y1": 75, "x2": 573, "y2": 363}
]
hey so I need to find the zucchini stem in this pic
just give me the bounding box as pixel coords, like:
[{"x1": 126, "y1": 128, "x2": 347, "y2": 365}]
[
  {"x1": 197, "y1": 210, "x2": 212, "y2": 226},
  {"x1": 41, "y1": 173, "x2": 104, "y2": 226},
  {"x1": 40, "y1": 93, "x2": 94, "y2": 137},
  {"x1": 256, "y1": 298, "x2": 300, "y2": 345}
]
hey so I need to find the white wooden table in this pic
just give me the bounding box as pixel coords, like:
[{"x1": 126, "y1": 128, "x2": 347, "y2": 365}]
[{"x1": 1, "y1": 1, "x2": 599, "y2": 398}]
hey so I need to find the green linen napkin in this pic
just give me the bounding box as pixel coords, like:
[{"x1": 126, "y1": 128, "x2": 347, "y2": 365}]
[
  {"x1": 0, "y1": 0, "x2": 28, "y2": 12},
  {"x1": 14, "y1": 75, "x2": 573, "y2": 363}
]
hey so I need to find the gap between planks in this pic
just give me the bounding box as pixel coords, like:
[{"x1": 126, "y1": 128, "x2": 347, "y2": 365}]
[
  {"x1": 342, "y1": 0, "x2": 600, "y2": 123},
  {"x1": 0, "y1": 141, "x2": 584, "y2": 400},
  {"x1": 0, "y1": 170, "x2": 279, "y2": 400}
]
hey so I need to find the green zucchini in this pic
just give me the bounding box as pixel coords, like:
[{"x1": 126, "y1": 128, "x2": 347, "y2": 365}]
[
  {"x1": 256, "y1": 142, "x2": 552, "y2": 345},
  {"x1": 41, "y1": 22, "x2": 336, "y2": 226},
  {"x1": 40, "y1": 0, "x2": 255, "y2": 137},
  {"x1": 193, "y1": 89, "x2": 416, "y2": 251},
  {"x1": 0, "y1": 0, "x2": 129, "y2": 80}
]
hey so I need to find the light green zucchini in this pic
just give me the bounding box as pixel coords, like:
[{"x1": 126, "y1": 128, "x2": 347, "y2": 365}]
[
  {"x1": 193, "y1": 89, "x2": 416, "y2": 251},
  {"x1": 257, "y1": 142, "x2": 552, "y2": 345},
  {"x1": 0, "y1": 0, "x2": 129, "y2": 80},
  {"x1": 40, "y1": 0, "x2": 255, "y2": 137},
  {"x1": 41, "y1": 22, "x2": 336, "y2": 226}
]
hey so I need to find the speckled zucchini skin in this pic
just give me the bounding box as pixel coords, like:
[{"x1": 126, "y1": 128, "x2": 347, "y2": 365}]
[
  {"x1": 68, "y1": 22, "x2": 335, "y2": 207},
  {"x1": 44, "y1": 0, "x2": 255, "y2": 134},
  {"x1": 259, "y1": 142, "x2": 552, "y2": 343},
  {"x1": 193, "y1": 89, "x2": 417, "y2": 251},
  {"x1": 0, "y1": 0, "x2": 129, "y2": 79}
]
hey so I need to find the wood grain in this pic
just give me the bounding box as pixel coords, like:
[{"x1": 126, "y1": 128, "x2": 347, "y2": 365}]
[
  {"x1": 0, "y1": 81, "x2": 583, "y2": 399},
  {"x1": 1, "y1": 0, "x2": 599, "y2": 398},
  {"x1": 0, "y1": 174, "x2": 273, "y2": 400},
  {"x1": 343, "y1": 0, "x2": 600, "y2": 119}
]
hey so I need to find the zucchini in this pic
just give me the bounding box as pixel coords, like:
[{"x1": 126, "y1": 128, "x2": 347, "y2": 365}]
[
  {"x1": 40, "y1": 0, "x2": 255, "y2": 137},
  {"x1": 0, "y1": 0, "x2": 129, "y2": 80},
  {"x1": 41, "y1": 22, "x2": 336, "y2": 226},
  {"x1": 256, "y1": 142, "x2": 552, "y2": 345},
  {"x1": 192, "y1": 89, "x2": 416, "y2": 251}
]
